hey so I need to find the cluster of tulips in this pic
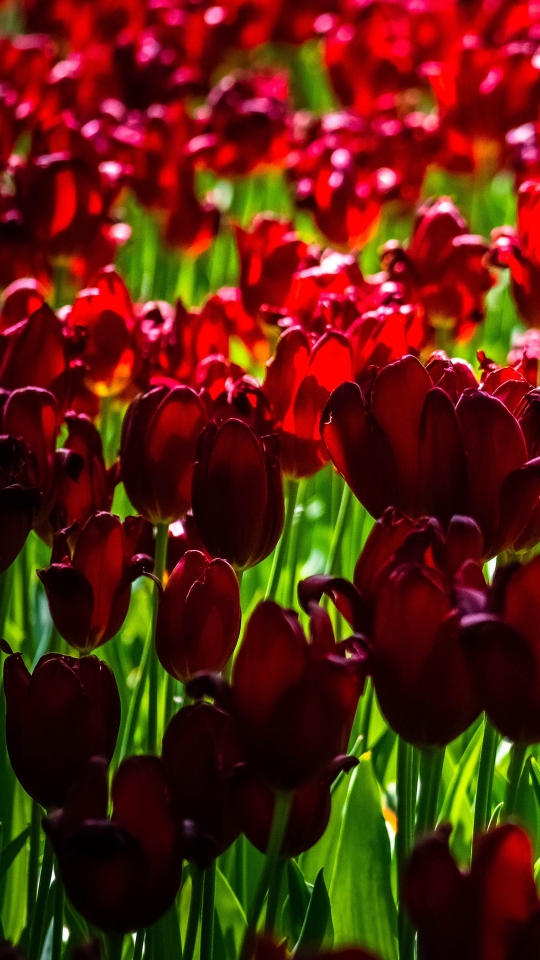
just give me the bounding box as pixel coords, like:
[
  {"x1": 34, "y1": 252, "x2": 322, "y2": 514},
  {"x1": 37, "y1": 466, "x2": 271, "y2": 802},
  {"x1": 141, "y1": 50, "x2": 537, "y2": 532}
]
[{"x1": 4, "y1": 2, "x2": 540, "y2": 960}]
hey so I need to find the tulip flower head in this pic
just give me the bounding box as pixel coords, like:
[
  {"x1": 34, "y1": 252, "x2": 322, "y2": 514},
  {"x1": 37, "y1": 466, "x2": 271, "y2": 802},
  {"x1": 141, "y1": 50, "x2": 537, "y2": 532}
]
[
  {"x1": 2, "y1": 645, "x2": 120, "y2": 809},
  {"x1": 121, "y1": 384, "x2": 207, "y2": 525},
  {"x1": 38, "y1": 512, "x2": 153, "y2": 652},
  {"x1": 156, "y1": 549, "x2": 240, "y2": 683},
  {"x1": 45, "y1": 756, "x2": 185, "y2": 932},
  {"x1": 192, "y1": 418, "x2": 284, "y2": 571}
]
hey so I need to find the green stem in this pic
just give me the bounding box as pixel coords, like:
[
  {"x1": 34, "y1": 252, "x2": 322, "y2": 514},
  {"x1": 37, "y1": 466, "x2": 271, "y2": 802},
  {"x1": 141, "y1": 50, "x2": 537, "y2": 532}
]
[
  {"x1": 241, "y1": 790, "x2": 292, "y2": 959},
  {"x1": 200, "y1": 861, "x2": 216, "y2": 960},
  {"x1": 416, "y1": 747, "x2": 445, "y2": 838},
  {"x1": 105, "y1": 932, "x2": 124, "y2": 960},
  {"x1": 397, "y1": 739, "x2": 416, "y2": 960},
  {"x1": 132, "y1": 931, "x2": 144, "y2": 960},
  {"x1": 119, "y1": 621, "x2": 152, "y2": 763},
  {"x1": 505, "y1": 741, "x2": 527, "y2": 818},
  {"x1": 29, "y1": 838, "x2": 54, "y2": 960},
  {"x1": 27, "y1": 800, "x2": 41, "y2": 925},
  {"x1": 286, "y1": 480, "x2": 307, "y2": 608},
  {"x1": 265, "y1": 479, "x2": 299, "y2": 601},
  {"x1": 147, "y1": 522, "x2": 169, "y2": 754},
  {"x1": 52, "y1": 875, "x2": 64, "y2": 960},
  {"x1": 324, "y1": 484, "x2": 352, "y2": 575},
  {"x1": 473, "y1": 717, "x2": 499, "y2": 836},
  {"x1": 264, "y1": 790, "x2": 292, "y2": 937},
  {"x1": 360, "y1": 680, "x2": 374, "y2": 751},
  {"x1": 183, "y1": 863, "x2": 205, "y2": 960}
]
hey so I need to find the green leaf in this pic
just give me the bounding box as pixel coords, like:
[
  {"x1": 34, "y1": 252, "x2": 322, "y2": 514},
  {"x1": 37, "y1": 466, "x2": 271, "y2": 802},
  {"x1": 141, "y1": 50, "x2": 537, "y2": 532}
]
[
  {"x1": 329, "y1": 753, "x2": 398, "y2": 960},
  {"x1": 294, "y1": 869, "x2": 333, "y2": 955},
  {"x1": 214, "y1": 866, "x2": 247, "y2": 957},
  {"x1": 286, "y1": 860, "x2": 311, "y2": 941},
  {"x1": 0, "y1": 826, "x2": 30, "y2": 880},
  {"x1": 149, "y1": 901, "x2": 182, "y2": 960},
  {"x1": 438, "y1": 720, "x2": 483, "y2": 863}
]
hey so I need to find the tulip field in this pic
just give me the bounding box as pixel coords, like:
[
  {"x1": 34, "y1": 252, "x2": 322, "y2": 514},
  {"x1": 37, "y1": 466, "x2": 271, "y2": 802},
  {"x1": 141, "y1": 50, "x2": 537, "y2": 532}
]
[{"x1": 4, "y1": 1, "x2": 540, "y2": 959}]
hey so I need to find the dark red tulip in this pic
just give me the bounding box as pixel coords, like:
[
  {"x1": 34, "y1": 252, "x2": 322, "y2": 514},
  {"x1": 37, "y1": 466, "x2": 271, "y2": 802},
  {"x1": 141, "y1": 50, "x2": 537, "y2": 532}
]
[
  {"x1": 381, "y1": 197, "x2": 495, "y2": 341},
  {"x1": 64, "y1": 267, "x2": 138, "y2": 398},
  {"x1": 165, "y1": 157, "x2": 220, "y2": 255},
  {"x1": 462, "y1": 555, "x2": 540, "y2": 744},
  {"x1": 370, "y1": 517, "x2": 485, "y2": 747},
  {"x1": 46, "y1": 414, "x2": 118, "y2": 536},
  {"x1": 236, "y1": 756, "x2": 357, "y2": 858},
  {"x1": 321, "y1": 355, "x2": 540, "y2": 558},
  {"x1": 0, "y1": 304, "x2": 71, "y2": 412},
  {"x1": 489, "y1": 181, "x2": 540, "y2": 328},
  {"x1": 263, "y1": 327, "x2": 352, "y2": 478},
  {"x1": 155, "y1": 550, "x2": 240, "y2": 684},
  {"x1": 45, "y1": 756, "x2": 184, "y2": 933},
  {"x1": 229, "y1": 600, "x2": 367, "y2": 789},
  {"x1": 192, "y1": 419, "x2": 284, "y2": 571},
  {"x1": 2, "y1": 386, "x2": 60, "y2": 525},
  {"x1": 120, "y1": 385, "x2": 207, "y2": 526},
  {"x1": 162, "y1": 702, "x2": 242, "y2": 864},
  {"x1": 0, "y1": 278, "x2": 45, "y2": 332},
  {"x1": 38, "y1": 513, "x2": 152, "y2": 652},
  {"x1": 0, "y1": 435, "x2": 40, "y2": 573},
  {"x1": 404, "y1": 825, "x2": 540, "y2": 960},
  {"x1": 235, "y1": 215, "x2": 307, "y2": 319},
  {"x1": 2, "y1": 648, "x2": 120, "y2": 809}
]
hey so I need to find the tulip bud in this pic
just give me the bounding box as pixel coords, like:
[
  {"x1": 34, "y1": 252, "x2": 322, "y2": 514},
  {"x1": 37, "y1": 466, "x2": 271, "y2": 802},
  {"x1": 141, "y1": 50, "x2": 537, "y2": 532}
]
[
  {"x1": 3, "y1": 649, "x2": 120, "y2": 809},
  {"x1": 38, "y1": 512, "x2": 152, "y2": 652},
  {"x1": 120, "y1": 385, "x2": 207, "y2": 525},
  {"x1": 192, "y1": 419, "x2": 284, "y2": 571},
  {"x1": 155, "y1": 550, "x2": 240, "y2": 683},
  {"x1": 230, "y1": 600, "x2": 367, "y2": 788},
  {"x1": 162, "y1": 702, "x2": 242, "y2": 864},
  {"x1": 0, "y1": 435, "x2": 40, "y2": 573},
  {"x1": 48, "y1": 413, "x2": 118, "y2": 534},
  {"x1": 45, "y1": 756, "x2": 184, "y2": 932}
]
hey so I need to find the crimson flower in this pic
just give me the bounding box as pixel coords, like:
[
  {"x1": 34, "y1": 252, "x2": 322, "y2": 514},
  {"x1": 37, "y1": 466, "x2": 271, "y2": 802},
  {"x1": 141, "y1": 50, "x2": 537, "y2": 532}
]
[
  {"x1": 381, "y1": 197, "x2": 494, "y2": 341},
  {"x1": 120, "y1": 385, "x2": 207, "y2": 525},
  {"x1": 227, "y1": 599, "x2": 367, "y2": 789},
  {"x1": 321, "y1": 354, "x2": 540, "y2": 558},
  {"x1": 235, "y1": 215, "x2": 307, "y2": 319},
  {"x1": 263, "y1": 326, "x2": 352, "y2": 477},
  {"x1": 155, "y1": 550, "x2": 240, "y2": 684},
  {"x1": 0, "y1": 302, "x2": 73, "y2": 412},
  {"x1": 2, "y1": 647, "x2": 120, "y2": 809},
  {"x1": 404, "y1": 825, "x2": 540, "y2": 960},
  {"x1": 38, "y1": 513, "x2": 152, "y2": 652},
  {"x1": 162, "y1": 702, "x2": 242, "y2": 864},
  {"x1": 0, "y1": 435, "x2": 40, "y2": 573},
  {"x1": 45, "y1": 756, "x2": 185, "y2": 933},
  {"x1": 489, "y1": 180, "x2": 540, "y2": 328},
  {"x1": 462, "y1": 554, "x2": 540, "y2": 744},
  {"x1": 192, "y1": 419, "x2": 284, "y2": 571}
]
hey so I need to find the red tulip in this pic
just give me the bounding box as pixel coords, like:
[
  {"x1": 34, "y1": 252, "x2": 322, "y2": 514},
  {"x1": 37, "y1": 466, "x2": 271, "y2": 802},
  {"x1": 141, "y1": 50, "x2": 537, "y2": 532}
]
[
  {"x1": 321, "y1": 355, "x2": 540, "y2": 558},
  {"x1": 235, "y1": 215, "x2": 307, "y2": 319},
  {"x1": 489, "y1": 181, "x2": 540, "y2": 328},
  {"x1": 162, "y1": 702, "x2": 242, "y2": 864},
  {"x1": 155, "y1": 550, "x2": 240, "y2": 683},
  {"x1": 120, "y1": 385, "x2": 207, "y2": 526},
  {"x1": 64, "y1": 267, "x2": 138, "y2": 398},
  {"x1": 263, "y1": 327, "x2": 352, "y2": 478},
  {"x1": 47, "y1": 413, "x2": 118, "y2": 535},
  {"x1": 192, "y1": 419, "x2": 284, "y2": 571},
  {"x1": 462, "y1": 554, "x2": 540, "y2": 744},
  {"x1": 381, "y1": 197, "x2": 494, "y2": 341},
  {"x1": 229, "y1": 600, "x2": 367, "y2": 789},
  {"x1": 2, "y1": 386, "x2": 60, "y2": 525},
  {"x1": 0, "y1": 435, "x2": 40, "y2": 573},
  {"x1": 2, "y1": 647, "x2": 120, "y2": 809},
  {"x1": 404, "y1": 825, "x2": 540, "y2": 960},
  {"x1": 0, "y1": 302, "x2": 72, "y2": 412},
  {"x1": 45, "y1": 756, "x2": 184, "y2": 933},
  {"x1": 38, "y1": 513, "x2": 152, "y2": 652},
  {"x1": 165, "y1": 157, "x2": 220, "y2": 255},
  {"x1": 236, "y1": 756, "x2": 357, "y2": 858}
]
